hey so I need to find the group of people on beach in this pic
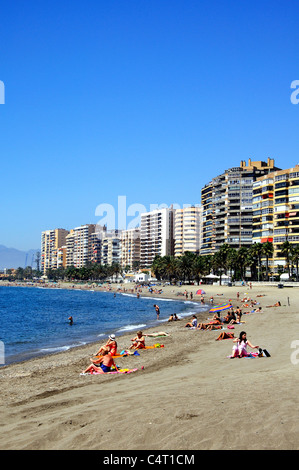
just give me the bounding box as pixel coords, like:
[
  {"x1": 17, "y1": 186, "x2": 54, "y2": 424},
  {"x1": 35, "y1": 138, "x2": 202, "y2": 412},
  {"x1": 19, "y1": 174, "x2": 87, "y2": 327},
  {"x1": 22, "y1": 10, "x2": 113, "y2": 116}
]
[
  {"x1": 81, "y1": 287, "x2": 274, "y2": 374},
  {"x1": 182, "y1": 291, "x2": 270, "y2": 358},
  {"x1": 82, "y1": 329, "x2": 147, "y2": 374}
]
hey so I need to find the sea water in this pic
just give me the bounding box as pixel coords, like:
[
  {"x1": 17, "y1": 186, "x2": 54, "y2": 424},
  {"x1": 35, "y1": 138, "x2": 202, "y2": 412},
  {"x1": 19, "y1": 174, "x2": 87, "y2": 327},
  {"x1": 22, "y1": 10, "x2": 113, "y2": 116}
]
[{"x1": 0, "y1": 286, "x2": 208, "y2": 365}]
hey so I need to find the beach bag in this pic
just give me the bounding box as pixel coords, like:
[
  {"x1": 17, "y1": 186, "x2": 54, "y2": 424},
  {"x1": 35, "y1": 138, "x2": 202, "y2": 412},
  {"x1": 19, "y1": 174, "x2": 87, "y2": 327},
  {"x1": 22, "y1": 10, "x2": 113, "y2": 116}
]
[{"x1": 258, "y1": 348, "x2": 271, "y2": 357}]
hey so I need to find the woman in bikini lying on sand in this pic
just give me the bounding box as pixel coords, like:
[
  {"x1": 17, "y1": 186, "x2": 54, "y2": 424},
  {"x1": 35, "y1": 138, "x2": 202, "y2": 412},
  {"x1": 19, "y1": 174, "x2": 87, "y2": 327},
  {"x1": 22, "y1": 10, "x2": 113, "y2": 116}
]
[{"x1": 197, "y1": 314, "x2": 222, "y2": 330}]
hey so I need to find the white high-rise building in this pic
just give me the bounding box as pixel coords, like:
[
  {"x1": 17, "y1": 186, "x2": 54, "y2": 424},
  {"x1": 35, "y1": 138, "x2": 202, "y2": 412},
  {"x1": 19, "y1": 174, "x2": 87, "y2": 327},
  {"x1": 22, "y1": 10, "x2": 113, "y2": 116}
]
[
  {"x1": 174, "y1": 206, "x2": 202, "y2": 257},
  {"x1": 140, "y1": 208, "x2": 174, "y2": 268},
  {"x1": 41, "y1": 228, "x2": 69, "y2": 274},
  {"x1": 120, "y1": 228, "x2": 140, "y2": 268},
  {"x1": 66, "y1": 224, "x2": 96, "y2": 268}
]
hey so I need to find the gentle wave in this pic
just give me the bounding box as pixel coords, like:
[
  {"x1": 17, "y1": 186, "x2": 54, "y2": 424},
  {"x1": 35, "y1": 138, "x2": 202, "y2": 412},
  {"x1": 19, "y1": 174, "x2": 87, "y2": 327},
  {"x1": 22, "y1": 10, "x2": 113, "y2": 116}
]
[{"x1": 116, "y1": 323, "x2": 147, "y2": 333}]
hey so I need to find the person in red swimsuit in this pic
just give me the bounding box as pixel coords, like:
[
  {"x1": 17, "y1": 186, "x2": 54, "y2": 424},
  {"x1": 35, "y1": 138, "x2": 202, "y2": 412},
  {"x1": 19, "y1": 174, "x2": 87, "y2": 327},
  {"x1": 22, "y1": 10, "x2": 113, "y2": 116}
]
[{"x1": 92, "y1": 334, "x2": 118, "y2": 364}]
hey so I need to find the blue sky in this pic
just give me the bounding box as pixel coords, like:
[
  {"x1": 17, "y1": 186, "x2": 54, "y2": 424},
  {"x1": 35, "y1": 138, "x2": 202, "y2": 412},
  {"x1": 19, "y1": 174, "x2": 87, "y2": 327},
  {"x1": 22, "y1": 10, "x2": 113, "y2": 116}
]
[{"x1": 1, "y1": 0, "x2": 299, "y2": 251}]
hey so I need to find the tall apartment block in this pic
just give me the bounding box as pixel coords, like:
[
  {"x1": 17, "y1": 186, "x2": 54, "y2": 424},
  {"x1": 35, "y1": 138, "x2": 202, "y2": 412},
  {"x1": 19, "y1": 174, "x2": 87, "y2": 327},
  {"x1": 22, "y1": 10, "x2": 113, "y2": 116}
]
[
  {"x1": 66, "y1": 224, "x2": 97, "y2": 268},
  {"x1": 120, "y1": 228, "x2": 140, "y2": 268},
  {"x1": 252, "y1": 165, "x2": 299, "y2": 272},
  {"x1": 140, "y1": 207, "x2": 174, "y2": 268},
  {"x1": 89, "y1": 225, "x2": 107, "y2": 264},
  {"x1": 101, "y1": 230, "x2": 121, "y2": 266},
  {"x1": 174, "y1": 206, "x2": 202, "y2": 257},
  {"x1": 41, "y1": 228, "x2": 69, "y2": 274},
  {"x1": 200, "y1": 159, "x2": 281, "y2": 255}
]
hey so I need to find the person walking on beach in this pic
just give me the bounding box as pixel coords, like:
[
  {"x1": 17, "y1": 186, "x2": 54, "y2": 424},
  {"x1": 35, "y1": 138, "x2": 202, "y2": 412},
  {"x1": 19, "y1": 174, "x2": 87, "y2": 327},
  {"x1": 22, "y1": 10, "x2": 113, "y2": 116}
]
[{"x1": 154, "y1": 304, "x2": 160, "y2": 320}]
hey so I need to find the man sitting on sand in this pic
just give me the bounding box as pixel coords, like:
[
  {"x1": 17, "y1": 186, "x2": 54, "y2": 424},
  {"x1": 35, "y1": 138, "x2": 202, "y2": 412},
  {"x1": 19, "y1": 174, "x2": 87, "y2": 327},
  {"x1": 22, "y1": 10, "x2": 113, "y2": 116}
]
[
  {"x1": 129, "y1": 331, "x2": 146, "y2": 349},
  {"x1": 83, "y1": 350, "x2": 118, "y2": 374}
]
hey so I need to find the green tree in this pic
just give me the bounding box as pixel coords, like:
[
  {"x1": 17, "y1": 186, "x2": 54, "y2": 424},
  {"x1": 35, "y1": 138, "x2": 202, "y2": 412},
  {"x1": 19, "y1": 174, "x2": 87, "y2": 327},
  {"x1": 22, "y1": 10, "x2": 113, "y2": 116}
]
[
  {"x1": 261, "y1": 241, "x2": 274, "y2": 281},
  {"x1": 281, "y1": 241, "x2": 292, "y2": 277}
]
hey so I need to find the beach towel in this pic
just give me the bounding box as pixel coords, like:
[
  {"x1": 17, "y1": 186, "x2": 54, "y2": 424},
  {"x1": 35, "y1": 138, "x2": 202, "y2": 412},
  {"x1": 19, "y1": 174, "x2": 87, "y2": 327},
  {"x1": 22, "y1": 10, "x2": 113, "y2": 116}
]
[
  {"x1": 80, "y1": 368, "x2": 139, "y2": 376},
  {"x1": 144, "y1": 343, "x2": 164, "y2": 349},
  {"x1": 227, "y1": 349, "x2": 270, "y2": 359}
]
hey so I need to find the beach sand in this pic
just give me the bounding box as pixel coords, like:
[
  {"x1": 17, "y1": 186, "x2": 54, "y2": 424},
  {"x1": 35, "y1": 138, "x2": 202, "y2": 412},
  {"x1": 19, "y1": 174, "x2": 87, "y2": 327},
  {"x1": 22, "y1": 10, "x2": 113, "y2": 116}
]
[{"x1": 0, "y1": 282, "x2": 298, "y2": 450}]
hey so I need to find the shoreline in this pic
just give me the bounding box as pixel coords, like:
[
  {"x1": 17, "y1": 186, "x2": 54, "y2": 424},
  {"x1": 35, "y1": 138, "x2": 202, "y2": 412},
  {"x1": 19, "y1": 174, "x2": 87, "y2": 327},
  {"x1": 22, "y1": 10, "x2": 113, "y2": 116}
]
[
  {"x1": 0, "y1": 283, "x2": 299, "y2": 450},
  {"x1": 0, "y1": 280, "x2": 208, "y2": 366}
]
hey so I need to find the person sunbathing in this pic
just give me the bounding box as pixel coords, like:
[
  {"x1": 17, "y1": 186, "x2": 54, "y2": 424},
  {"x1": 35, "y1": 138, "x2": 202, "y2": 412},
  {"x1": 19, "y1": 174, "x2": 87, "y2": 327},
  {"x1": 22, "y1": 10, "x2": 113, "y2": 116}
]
[
  {"x1": 266, "y1": 301, "x2": 281, "y2": 308},
  {"x1": 144, "y1": 332, "x2": 170, "y2": 337},
  {"x1": 83, "y1": 350, "x2": 118, "y2": 374},
  {"x1": 216, "y1": 331, "x2": 234, "y2": 341},
  {"x1": 129, "y1": 330, "x2": 146, "y2": 349},
  {"x1": 92, "y1": 334, "x2": 117, "y2": 361},
  {"x1": 197, "y1": 315, "x2": 222, "y2": 330}
]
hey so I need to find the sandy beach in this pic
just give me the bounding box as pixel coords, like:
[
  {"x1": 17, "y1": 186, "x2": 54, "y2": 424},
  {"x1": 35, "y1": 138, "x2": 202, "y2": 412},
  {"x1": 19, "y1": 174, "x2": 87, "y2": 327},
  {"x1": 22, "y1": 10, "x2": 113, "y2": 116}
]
[{"x1": 0, "y1": 281, "x2": 298, "y2": 450}]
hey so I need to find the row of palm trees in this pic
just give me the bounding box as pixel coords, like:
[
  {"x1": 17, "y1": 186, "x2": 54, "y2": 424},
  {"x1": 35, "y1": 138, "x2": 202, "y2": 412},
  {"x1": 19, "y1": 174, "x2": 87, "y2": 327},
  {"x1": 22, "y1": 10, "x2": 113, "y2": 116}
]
[
  {"x1": 151, "y1": 241, "x2": 299, "y2": 283},
  {"x1": 9, "y1": 241, "x2": 299, "y2": 283},
  {"x1": 46, "y1": 263, "x2": 123, "y2": 281}
]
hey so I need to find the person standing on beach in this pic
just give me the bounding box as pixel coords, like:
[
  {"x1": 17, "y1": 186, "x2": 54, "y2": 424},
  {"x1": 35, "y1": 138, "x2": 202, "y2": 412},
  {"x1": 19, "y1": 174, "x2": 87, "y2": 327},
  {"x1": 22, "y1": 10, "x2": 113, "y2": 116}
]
[{"x1": 154, "y1": 304, "x2": 160, "y2": 319}]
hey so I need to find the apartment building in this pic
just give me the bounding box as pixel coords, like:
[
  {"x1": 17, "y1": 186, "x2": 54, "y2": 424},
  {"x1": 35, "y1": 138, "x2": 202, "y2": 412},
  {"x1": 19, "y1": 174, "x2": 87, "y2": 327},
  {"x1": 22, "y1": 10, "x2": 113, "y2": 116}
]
[
  {"x1": 101, "y1": 230, "x2": 121, "y2": 266},
  {"x1": 89, "y1": 225, "x2": 107, "y2": 264},
  {"x1": 200, "y1": 158, "x2": 281, "y2": 255},
  {"x1": 120, "y1": 228, "x2": 140, "y2": 268},
  {"x1": 252, "y1": 165, "x2": 299, "y2": 272},
  {"x1": 41, "y1": 228, "x2": 69, "y2": 274},
  {"x1": 140, "y1": 207, "x2": 174, "y2": 268},
  {"x1": 174, "y1": 206, "x2": 202, "y2": 257},
  {"x1": 66, "y1": 224, "x2": 96, "y2": 268}
]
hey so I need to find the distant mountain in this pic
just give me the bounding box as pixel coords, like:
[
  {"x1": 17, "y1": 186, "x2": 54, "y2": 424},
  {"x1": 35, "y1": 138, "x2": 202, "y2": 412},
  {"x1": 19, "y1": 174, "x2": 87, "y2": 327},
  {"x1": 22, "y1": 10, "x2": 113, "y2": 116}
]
[{"x1": 0, "y1": 245, "x2": 40, "y2": 270}]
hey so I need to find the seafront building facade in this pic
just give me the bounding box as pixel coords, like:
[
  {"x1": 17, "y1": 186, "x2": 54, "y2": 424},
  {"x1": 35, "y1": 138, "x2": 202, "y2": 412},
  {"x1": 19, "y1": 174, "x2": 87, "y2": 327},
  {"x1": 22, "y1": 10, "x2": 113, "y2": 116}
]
[
  {"x1": 174, "y1": 206, "x2": 202, "y2": 257},
  {"x1": 252, "y1": 165, "x2": 299, "y2": 273},
  {"x1": 41, "y1": 228, "x2": 69, "y2": 274},
  {"x1": 101, "y1": 230, "x2": 122, "y2": 266},
  {"x1": 66, "y1": 224, "x2": 97, "y2": 268},
  {"x1": 140, "y1": 207, "x2": 174, "y2": 268},
  {"x1": 120, "y1": 228, "x2": 140, "y2": 268},
  {"x1": 200, "y1": 159, "x2": 281, "y2": 255},
  {"x1": 41, "y1": 159, "x2": 299, "y2": 277}
]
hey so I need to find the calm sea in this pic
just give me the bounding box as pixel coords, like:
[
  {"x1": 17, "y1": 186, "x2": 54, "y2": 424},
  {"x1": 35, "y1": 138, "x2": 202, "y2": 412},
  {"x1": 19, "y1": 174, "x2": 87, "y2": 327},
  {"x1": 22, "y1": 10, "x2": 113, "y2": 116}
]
[{"x1": 0, "y1": 286, "x2": 208, "y2": 365}]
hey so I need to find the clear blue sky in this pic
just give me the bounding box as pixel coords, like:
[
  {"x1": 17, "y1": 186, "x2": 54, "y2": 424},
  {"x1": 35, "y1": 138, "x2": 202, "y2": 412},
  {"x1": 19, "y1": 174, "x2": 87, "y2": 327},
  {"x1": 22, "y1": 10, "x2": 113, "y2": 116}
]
[{"x1": 1, "y1": 0, "x2": 299, "y2": 251}]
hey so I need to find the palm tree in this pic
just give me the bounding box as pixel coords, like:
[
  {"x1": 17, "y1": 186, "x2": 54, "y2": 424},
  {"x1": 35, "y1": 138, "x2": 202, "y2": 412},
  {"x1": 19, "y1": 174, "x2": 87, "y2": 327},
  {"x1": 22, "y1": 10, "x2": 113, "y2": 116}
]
[
  {"x1": 291, "y1": 244, "x2": 299, "y2": 281},
  {"x1": 177, "y1": 252, "x2": 196, "y2": 284},
  {"x1": 192, "y1": 255, "x2": 209, "y2": 285},
  {"x1": 249, "y1": 243, "x2": 263, "y2": 281},
  {"x1": 212, "y1": 244, "x2": 230, "y2": 284},
  {"x1": 261, "y1": 241, "x2": 274, "y2": 281},
  {"x1": 281, "y1": 241, "x2": 292, "y2": 277},
  {"x1": 226, "y1": 248, "x2": 238, "y2": 280},
  {"x1": 151, "y1": 255, "x2": 164, "y2": 280},
  {"x1": 162, "y1": 256, "x2": 179, "y2": 282}
]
